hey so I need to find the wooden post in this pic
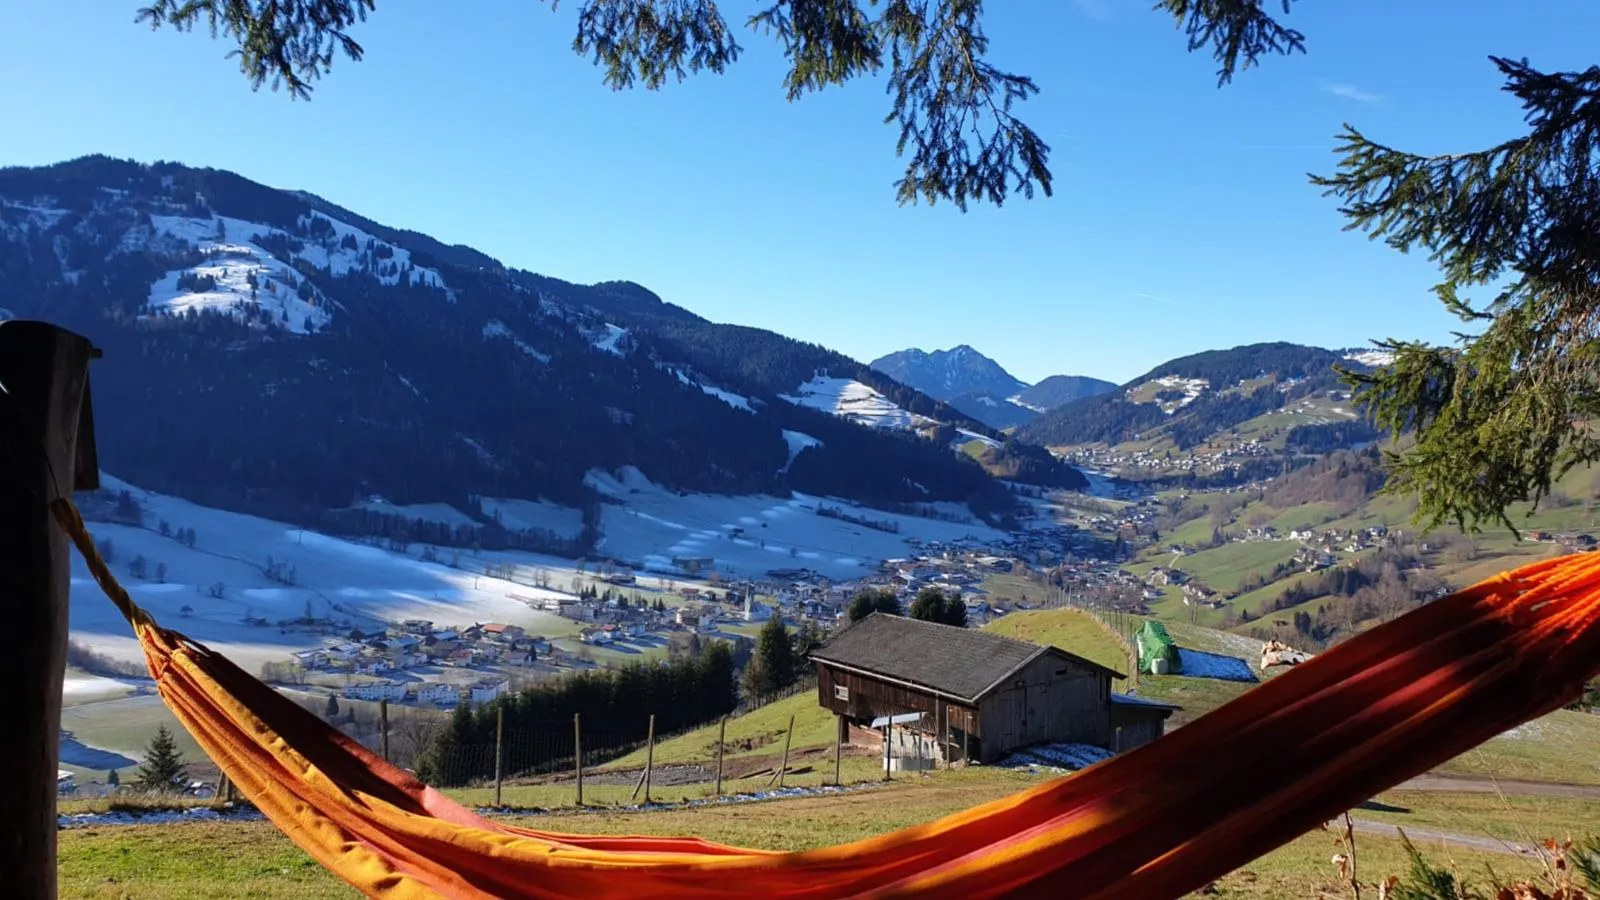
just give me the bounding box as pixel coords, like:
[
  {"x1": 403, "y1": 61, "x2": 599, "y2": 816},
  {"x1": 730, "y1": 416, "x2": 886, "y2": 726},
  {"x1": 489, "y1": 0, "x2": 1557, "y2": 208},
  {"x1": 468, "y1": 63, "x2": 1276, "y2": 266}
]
[
  {"x1": 379, "y1": 699, "x2": 390, "y2": 762},
  {"x1": 935, "y1": 699, "x2": 943, "y2": 768},
  {"x1": 573, "y1": 713, "x2": 583, "y2": 807},
  {"x1": 714, "y1": 716, "x2": 727, "y2": 797},
  {"x1": 777, "y1": 714, "x2": 794, "y2": 789},
  {"x1": 833, "y1": 714, "x2": 843, "y2": 786},
  {"x1": 0, "y1": 321, "x2": 98, "y2": 900},
  {"x1": 643, "y1": 713, "x2": 655, "y2": 804},
  {"x1": 493, "y1": 705, "x2": 504, "y2": 808}
]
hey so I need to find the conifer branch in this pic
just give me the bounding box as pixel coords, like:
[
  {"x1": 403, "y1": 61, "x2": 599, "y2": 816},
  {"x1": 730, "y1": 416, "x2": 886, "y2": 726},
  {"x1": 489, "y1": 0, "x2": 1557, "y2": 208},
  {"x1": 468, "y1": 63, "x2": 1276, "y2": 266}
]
[
  {"x1": 1317, "y1": 57, "x2": 1600, "y2": 531},
  {"x1": 1155, "y1": 0, "x2": 1306, "y2": 86},
  {"x1": 137, "y1": 0, "x2": 373, "y2": 99}
]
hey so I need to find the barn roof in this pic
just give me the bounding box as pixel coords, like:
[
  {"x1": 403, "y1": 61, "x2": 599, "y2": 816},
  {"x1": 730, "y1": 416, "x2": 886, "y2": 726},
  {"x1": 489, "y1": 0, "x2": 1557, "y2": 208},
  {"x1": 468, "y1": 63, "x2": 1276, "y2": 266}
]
[{"x1": 809, "y1": 613, "x2": 1123, "y2": 702}]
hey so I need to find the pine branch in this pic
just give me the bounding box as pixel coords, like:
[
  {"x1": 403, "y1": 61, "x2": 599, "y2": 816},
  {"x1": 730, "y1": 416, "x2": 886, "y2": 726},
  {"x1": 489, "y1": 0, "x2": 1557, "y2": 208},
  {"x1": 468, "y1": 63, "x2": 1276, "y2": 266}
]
[
  {"x1": 137, "y1": 0, "x2": 372, "y2": 99},
  {"x1": 1318, "y1": 57, "x2": 1600, "y2": 531},
  {"x1": 133, "y1": 1, "x2": 1305, "y2": 210},
  {"x1": 1154, "y1": 0, "x2": 1306, "y2": 86}
]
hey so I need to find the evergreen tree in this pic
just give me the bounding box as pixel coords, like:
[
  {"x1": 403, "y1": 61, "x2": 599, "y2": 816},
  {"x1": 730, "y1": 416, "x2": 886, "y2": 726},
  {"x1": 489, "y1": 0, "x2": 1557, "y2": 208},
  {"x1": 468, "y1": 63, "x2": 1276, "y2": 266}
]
[
  {"x1": 848, "y1": 588, "x2": 903, "y2": 623},
  {"x1": 136, "y1": 725, "x2": 187, "y2": 792},
  {"x1": 325, "y1": 694, "x2": 340, "y2": 718},
  {"x1": 909, "y1": 587, "x2": 950, "y2": 623},
  {"x1": 744, "y1": 616, "x2": 795, "y2": 697},
  {"x1": 106, "y1": 768, "x2": 119, "y2": 788},
  {"x1": 790, "y1": 619, "x2": 826, "y2": 667}
]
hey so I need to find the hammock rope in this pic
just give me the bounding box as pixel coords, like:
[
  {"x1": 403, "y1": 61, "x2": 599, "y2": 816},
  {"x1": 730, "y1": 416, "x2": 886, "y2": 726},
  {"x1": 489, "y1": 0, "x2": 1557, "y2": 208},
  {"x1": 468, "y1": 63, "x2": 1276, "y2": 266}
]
[{"x1": 52, "y1": 497, "x2": 1600, "y2": 899}]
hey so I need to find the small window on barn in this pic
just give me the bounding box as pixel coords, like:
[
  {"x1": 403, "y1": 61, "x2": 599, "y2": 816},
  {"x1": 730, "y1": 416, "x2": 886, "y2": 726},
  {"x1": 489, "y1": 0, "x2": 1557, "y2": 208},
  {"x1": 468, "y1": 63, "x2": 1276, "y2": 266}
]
[{"x1": 834, "y1": 685, "x2": 849, "y2": 701}]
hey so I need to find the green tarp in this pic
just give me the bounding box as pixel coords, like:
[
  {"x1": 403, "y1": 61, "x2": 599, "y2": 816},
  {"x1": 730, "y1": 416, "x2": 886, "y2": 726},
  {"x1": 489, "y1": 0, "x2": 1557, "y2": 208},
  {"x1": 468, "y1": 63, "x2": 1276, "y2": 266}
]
[{"x1": 1136, "y1": 620, "x2": 1181, "y2": 675}]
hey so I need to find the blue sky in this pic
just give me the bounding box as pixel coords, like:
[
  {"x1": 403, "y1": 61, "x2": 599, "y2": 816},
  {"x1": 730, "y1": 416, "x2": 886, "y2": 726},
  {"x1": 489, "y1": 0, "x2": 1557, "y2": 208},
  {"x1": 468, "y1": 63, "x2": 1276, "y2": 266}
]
[{"x1": 2, "y1": 1, "x2": 1590, "y2": 383}]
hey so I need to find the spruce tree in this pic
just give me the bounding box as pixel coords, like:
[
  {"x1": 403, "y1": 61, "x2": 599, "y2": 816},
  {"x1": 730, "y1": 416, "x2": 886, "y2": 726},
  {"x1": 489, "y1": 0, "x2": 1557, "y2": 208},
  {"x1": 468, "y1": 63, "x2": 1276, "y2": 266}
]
[
  {"x1": 136, "y1": 725, "x2": 187, "y2": 792},
  {"x1": 909, "y1": 587, "x2": 949, "y2": 623},
  {"x1": 325, "y1": 694, "x2": 340, "y2": 718},
  {"x1": 745, "y1": 616, "x2": 795, "y2": 697}
]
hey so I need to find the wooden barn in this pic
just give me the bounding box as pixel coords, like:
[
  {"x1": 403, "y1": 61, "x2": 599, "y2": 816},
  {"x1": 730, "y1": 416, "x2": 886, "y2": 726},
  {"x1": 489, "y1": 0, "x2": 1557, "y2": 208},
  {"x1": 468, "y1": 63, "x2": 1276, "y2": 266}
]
[{"x1": 809, "y1": 613, "x2": 1176, "y2": 763}]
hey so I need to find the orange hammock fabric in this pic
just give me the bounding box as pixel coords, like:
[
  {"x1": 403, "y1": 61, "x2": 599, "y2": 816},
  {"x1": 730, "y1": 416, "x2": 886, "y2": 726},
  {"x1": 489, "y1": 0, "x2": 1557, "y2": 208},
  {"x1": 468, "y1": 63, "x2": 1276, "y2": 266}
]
[{"x1": 54, "y1": 498, "x2": 1600, "y2": 900}]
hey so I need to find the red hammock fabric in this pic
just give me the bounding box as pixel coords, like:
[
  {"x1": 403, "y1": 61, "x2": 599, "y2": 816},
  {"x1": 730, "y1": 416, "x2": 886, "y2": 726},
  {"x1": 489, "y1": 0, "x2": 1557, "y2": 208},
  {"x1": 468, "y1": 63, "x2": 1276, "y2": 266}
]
[{"x1": 55, "y1": 498, "x2": 1600, "y2": 899}]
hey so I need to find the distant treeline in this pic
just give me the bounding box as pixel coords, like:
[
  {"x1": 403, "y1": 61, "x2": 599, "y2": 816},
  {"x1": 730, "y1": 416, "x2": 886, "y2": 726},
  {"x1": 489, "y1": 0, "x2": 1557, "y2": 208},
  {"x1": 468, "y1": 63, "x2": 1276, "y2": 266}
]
[{"x1": 416, "y1": 642, "x2": 737, "y2": 786}]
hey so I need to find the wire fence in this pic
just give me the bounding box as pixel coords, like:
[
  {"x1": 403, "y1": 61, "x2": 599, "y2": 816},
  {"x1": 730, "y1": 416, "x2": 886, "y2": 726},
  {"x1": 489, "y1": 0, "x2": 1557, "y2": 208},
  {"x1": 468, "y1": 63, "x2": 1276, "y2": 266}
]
[{"x1": 314, "y1": 685, "x2": 955, "y2": 811}]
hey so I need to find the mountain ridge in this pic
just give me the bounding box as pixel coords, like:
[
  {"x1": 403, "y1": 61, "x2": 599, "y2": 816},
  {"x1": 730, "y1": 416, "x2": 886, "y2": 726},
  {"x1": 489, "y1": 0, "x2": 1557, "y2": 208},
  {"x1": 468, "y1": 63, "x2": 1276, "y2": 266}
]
[{"x1": 0, "y1": 155, "x2": 1081, "y2": 544}]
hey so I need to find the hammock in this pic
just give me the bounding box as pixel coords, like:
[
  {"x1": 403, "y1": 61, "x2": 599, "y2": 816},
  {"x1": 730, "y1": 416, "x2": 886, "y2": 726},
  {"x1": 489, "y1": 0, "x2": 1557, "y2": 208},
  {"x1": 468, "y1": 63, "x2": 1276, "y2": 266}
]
[{"x1": 54, "y1": 498, "x2": 1600, "y2": 900}]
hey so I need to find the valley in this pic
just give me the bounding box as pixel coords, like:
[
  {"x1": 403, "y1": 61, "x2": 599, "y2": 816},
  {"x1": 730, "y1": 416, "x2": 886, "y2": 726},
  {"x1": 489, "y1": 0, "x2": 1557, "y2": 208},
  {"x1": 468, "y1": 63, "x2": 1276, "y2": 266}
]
[{"x1": 7, "y1": 157, "x2": 1596, "y2": 899}]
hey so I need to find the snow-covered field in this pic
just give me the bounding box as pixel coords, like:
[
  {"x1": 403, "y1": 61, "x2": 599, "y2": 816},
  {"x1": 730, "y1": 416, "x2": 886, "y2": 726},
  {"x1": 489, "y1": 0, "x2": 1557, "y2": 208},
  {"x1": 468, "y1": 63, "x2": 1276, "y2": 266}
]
[
  {"x1": 71, "y1": 470, "x2": 1008, "y2": 674},
  {"x1": 479, "y1": 497, "x2": 586, "y2": 537},
  {"x1": 71, "y1": 476, "x2": 581, "y2": 674},
  {"x1": 779, "y1": 376, "x2": 930, "y2": 429},
  {"x1": 584, "y1": 466, "x2": 1003, "y2": 579}
]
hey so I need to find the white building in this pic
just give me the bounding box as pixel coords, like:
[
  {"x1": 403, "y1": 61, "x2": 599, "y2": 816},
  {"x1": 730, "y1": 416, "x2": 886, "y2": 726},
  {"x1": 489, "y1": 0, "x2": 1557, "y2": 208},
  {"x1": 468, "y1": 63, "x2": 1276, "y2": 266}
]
[
  {"x1": 413, "y1": 683, "x2": 459, "y2": 706},
  {"x1": 342, "y1": 681, "x2": 409, "y2": 702},
  {"x1": 469, "y1": 679, "x2": 510, "y2": 705}
]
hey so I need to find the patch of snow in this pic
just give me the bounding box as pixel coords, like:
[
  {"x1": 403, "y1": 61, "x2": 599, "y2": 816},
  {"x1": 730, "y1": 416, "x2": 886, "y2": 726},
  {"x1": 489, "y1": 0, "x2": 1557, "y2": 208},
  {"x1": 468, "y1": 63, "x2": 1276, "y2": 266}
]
[
  {"x1": 999, "y1": 742, "x2": 1114, "y2": 773},
  {"x1": 395, "y1": 373, "x2": 422, "y2": 398},
  {"x1": 779, "y1": 376, "x2": 929, "y2": 429},
  {"x1": 60, "y1": 805, "x2": 265, "y2": 830},
  {"x1": 1007, "y1": 393, "x2": 1049, "y2": 414},
  {"x1": 592, "y1": 323, "x2": 628, "y2": 356},
  {"x1": 1344, "y1": 349, "x2": 1396, "y2": 368},
  {"x1": 779, "y1": 430, "x2": 823, "y2": 474},
  {"x1": 956, "y1": 429, "x2": 1000, "y2": 449},
  {"x1": 1129, "y1": 376, "x2": 1210, "y2": 414},
  {"x1": 1176, "y1": 649, "x2": 1258, "y2": 682},
  {"x1": 483, "y1": 319, "x2": 551, "y2": 364}
]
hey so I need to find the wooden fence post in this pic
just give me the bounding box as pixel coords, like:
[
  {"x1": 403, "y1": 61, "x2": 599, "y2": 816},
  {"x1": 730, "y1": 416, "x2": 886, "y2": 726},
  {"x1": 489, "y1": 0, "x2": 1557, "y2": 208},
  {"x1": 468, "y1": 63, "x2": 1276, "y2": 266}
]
[
  {"x1": 573, "y1": 713, "x2": 583, "y2": 807},
  {"x1": 643, "y1": 713, "x2": 655, "y2": 804},
  {"x1": 767, "y1": 713, "x2": 795, "y2": 788},
  {"x1": 493, "y1": 705, "x2": 504, "y2": 808},
  {"x1": 714, "y1": 716, "x2": 726, "y2": 797},
  {"x1": 0, "y1": 321, "x2": 98, "y2": 900},
  {"x1": 379, "y1": 699, "x2": 390, "y2": 762}
]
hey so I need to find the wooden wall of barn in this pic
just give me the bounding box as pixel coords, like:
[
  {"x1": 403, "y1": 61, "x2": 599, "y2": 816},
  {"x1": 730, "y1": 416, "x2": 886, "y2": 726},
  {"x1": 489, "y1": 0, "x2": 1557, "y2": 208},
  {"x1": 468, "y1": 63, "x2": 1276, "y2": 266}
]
[
  {"x1": 975, "y1": 654, "x2": 1112, "y2": 763},
  {"x1": 1109, "y1": 705, "x2": 1170, "y2": 752},
  {"x1": 815, "y1": 663, "x2": 979, "y2": 759}
]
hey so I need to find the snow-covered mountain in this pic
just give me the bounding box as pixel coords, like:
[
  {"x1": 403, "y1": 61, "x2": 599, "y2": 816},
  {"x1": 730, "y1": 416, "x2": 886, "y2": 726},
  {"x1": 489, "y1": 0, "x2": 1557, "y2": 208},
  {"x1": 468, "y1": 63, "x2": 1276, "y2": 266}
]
[
  {"x1": 0, "y1": 155, "x2": 1079, "y2": 544},
  {"x1": 869, "y1": 344, "x2": 1029, "y2": 403}
]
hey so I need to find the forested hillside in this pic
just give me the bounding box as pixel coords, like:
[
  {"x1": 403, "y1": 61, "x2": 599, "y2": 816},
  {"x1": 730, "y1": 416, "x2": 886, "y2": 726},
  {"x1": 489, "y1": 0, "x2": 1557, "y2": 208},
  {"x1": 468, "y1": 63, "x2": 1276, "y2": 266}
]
[{"x1": 0, "y1": 156, "x2": 1040, "y2": 541}]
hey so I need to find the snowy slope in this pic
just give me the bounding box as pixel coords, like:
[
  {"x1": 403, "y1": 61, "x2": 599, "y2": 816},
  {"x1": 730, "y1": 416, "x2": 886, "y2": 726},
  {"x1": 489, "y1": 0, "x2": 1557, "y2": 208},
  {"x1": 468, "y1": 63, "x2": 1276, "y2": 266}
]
[
  {"x1": 666, "y1": 366, "x2": 756, "y2": 412},
  {"x1": 591, "y1": 323, "x2": 629, "y2": 356},
  {"x1": 1343, "y1": 349, "x2": 1396, "y2": 368},
  {"x1": 779, "y1": 376, "x2": 930, "y2": 429},
  {"x1": 72, "y1": 476, "x2": 580, "y2": 673},
  {"x1": 483, "y1": 319, "x2": 551, "y2": 364},
  {"x1": 583, "y1": 467, "x2": 1004, "y2": 578},
  {"x1": 780, "y1": 430, "x2": 823, "y2": 473},
  {"x1": 479, "y1": 498, "x2": 586, "y2": 537}
]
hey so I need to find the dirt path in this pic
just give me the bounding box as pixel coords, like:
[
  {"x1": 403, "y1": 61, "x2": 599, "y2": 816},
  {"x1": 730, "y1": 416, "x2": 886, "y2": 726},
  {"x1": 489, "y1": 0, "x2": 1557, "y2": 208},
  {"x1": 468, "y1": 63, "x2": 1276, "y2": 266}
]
[
  {"x1": 1347, "y1": 818, "x2": 1536, "y2": 857},
  {"x1": 1392, "y1": 773, "x2": 1600, "y2": 800}
]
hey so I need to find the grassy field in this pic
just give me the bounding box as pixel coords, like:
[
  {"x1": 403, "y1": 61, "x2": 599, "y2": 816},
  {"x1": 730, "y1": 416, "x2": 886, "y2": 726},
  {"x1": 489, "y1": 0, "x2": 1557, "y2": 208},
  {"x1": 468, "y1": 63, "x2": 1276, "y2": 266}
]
[
  {"x1": 601, "y1": 692, "x2": 834, "y2": 770},
  {"x1": 981, "y1": 608, "x2": 1131, "y2": 675},
  {"x1": 57, "y1": 765, "x2": 1587, "y2": 900},
  {"x1": 1430, "y1": 710, "x2": 1600, "y2": 786},
  {"x1": 1170, "y1": 541, "x2": 1302, "y2": 595}
]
